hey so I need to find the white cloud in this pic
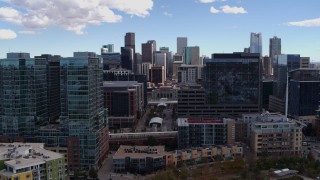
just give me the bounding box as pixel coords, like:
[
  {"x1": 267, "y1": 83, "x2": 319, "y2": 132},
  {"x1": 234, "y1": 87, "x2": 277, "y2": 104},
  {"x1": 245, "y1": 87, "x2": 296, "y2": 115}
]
[
  {"x1": 0, "y1": 29, "x2": 17, "y2": 40},
  {"x1": 163, "y1": 12, "x2": 173, "y2": 17},
  {"x1": 220, "y1": 5, "x2": 247, "y2": 14},
  {"x1": 0, "y1": 0, "x2": 153, "y2": 35},
  {"x1": 210, "y1": 6, "x2": 219, "y2": 14},
  {"x1": 198, "y1": 0, "x2": 215, "y2": 3},
  {"x1": 288, "y1": 18, "x2": 320, "y2": 27},
  {"x1": 18, "y1": 30, "x2": 36, "y2": 35}
]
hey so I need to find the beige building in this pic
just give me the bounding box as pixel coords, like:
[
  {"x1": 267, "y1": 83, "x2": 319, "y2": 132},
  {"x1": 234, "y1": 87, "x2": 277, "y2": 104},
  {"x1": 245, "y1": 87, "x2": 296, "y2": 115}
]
[{"x1": 250, "y1": 113, "x2": 303, "y2": 158}]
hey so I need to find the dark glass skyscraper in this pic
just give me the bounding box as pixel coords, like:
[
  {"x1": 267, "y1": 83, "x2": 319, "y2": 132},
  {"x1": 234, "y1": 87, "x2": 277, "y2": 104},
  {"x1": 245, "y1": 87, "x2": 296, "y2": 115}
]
[
  {"x1": 60, "y1": 54, "x2": 108, "y2": 170},
  {"x1": 121, "y1": 47, "x2": 134, "y2": 71},
  {"x1": 36, "y1": 54, "x2": 61, "y2": 122},
  {"x1": 142, "y1": 40, "x2": 156, "y2": 63},
  {"x1": 288, "y1": 69, "x2": 320, "y2": 117},
  {"x1": 0, "y1": 53, "x2": 47, "y2": 141},
  {"x1": 203, "y1": 53, "x2": 262, "y2": 112}
]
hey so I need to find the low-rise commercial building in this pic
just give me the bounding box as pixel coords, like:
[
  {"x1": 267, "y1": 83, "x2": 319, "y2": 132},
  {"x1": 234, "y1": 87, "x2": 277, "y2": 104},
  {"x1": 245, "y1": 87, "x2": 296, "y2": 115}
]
[{"x1": 113, "y1": 145, "x2": 243, "y2": 174}]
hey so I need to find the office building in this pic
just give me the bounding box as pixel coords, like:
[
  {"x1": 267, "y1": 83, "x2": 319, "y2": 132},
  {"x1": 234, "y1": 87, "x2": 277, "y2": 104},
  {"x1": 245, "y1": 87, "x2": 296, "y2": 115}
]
[
  {"x1": 60, "y1": 53, "x2": 108, "y2": 170},
  {"x1": 121, "y1": 47, "x2": 134, "y2": 71},
  {"x1": 177, "y1": 118, "x2": 235, "y2": 149},
  {"x1": 288, "y1": 69, "x2": 320, "y2": 117},
  {"x1": 0, "y1": 143, "x2": 66, "y2": 180},
  {"x1": 263, "y1": 56, "x2": 272, "y2": 76},
  {"x1": 138, "y1": 62, "x2": 152, "y2": 81},
  {"x1": 160, "y1": 47, "x2": 173, "y2": 76},
  {"x1": 172, "y1": 61, "x2": 183, "y2": 81},
  {"x1": 177, "y1": 65, "x2": 202, "y2": 83},
  {"x1": 184, "y1": 46, "x2": 200, "y2": 65},
  {"x1": 250, "y1": 113, "x2": 303, "y2": 157},
  {"x1": 177, "y1": 37, "x2": 188, "y2": 56},
  {"x1": 269, "y1": 54, "x2": 301, "y2": 113},
  {"x1": 203, "y1": 53, "x2": 262, "y2": 114},
  {"x1": 101, "y1": 44, "x2": 114, "y2": 54},
  {"x1": 104, "y1": 81, "x2": 144, "y2": 129},
  {"x1": 300, "y1": 57, "x2": 310, "y2": 68},
  {"x1": 125, "y1": 33, "x2": 135, "y2": 52},
  {"x1": 250, "y1": 33, "x2": 262, "y2": 56},
  {"x1": 36, "y1": 54, "x2": 61, "y2": 122},
  {"x1": 269, "y1": 36, "x2": 281, "y2": 67},
  {"x1": 262, "y1": 79, "x2": 274, "y2": 110},
  {"x1": 101, "y1": 53, "x2": 121, "y2": 70},
  {"x1": 142, "y1": 40, "x2": 156, "y2": 64},
  {"x1": 73, "y1": 51, "x2": 96, "y2": 58},
  {"x1": 104, "y1": 70, "x2": 148, "y2": 108},
  {"x1": 0, "y1": 53, "x2": 48, "y2": 141},
  {"x1": 154, "y1": 51, "x2": 166, "y2": 75},
  {"x1": 150, "y1": 66, "x2": 165, "y2": 85}
]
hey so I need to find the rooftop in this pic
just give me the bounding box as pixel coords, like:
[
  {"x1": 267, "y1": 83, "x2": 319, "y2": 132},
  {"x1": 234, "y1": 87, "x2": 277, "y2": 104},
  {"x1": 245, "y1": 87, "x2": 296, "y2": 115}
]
[
  {"x1": 113, "y1": 145, "x2": 167, "y2": 159},
  {"x1": 0, "y1": 143, "x2": 64, "y2": 170}
]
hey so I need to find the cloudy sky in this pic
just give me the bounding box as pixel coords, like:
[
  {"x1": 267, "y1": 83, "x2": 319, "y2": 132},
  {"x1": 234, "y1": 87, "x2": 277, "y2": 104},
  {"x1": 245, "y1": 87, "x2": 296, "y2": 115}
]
[{"x1": 0, "y1": 0, "x2": 319, "y2": 60}]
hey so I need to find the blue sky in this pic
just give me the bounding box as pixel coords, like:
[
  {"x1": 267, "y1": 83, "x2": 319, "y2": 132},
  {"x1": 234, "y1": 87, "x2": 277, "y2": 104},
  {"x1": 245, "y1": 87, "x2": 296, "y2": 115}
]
[{"x1": 0, "y1": 0, "x2": 320, "y2": 61}]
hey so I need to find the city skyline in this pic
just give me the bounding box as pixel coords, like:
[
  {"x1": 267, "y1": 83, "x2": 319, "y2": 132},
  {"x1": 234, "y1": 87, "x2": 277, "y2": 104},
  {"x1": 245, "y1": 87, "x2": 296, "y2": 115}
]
[{"x1": 0, "y1": 0, "x2": 320, "y2": 61}]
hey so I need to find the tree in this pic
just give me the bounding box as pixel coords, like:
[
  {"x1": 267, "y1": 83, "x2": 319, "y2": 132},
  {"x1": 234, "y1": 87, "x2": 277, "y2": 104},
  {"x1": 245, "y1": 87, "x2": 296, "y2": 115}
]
[{"x1": 89, "y1": 168, "x2": 98, "y2": 179}]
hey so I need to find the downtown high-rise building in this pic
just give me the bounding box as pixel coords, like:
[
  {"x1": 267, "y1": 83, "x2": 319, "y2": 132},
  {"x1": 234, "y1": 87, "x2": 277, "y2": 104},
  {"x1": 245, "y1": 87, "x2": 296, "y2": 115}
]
[
  {"x1": 141, "y1": 40, "x2": 156, "y2": 64},
  {"x1": 60, "y1": 53, "x2": 108, "y2": 170},
  {"x1": 0, "y1": 53, "x2": 48, "y2": 141},
  {"x1": 101, "y1": 44, "x2": 114, "y2": 54},
  {"x1": 203, "y1": 53, "x2": 262, "y2": 114},
  {"x1": 250, "y1": 32, "x2": 262, "y2": 56},
  {"x1": 269, "y1": 36, "x2": 281, "y2": 63},
  {"x1": 125, "y1": 32, "x2": 135, "y2": 52},
  {"x1": 177, "y1": 37, "x2": 188, "y2": 56},
  {"x1": 184, "y1": 46, "x2": 200, "y2": 65},
  {"x1": 269, "y1": 54, "x2": 301, "y2": 113},
  {"x1": 121, "y1": 47, "x2": 134, "y2": 71},
  {"x1": 35, "y1": 54, "x2": 61, "y2": 122}
]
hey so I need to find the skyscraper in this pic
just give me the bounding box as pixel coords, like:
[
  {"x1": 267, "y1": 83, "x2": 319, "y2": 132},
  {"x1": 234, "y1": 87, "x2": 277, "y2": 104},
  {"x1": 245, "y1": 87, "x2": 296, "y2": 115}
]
[
  {"x1": 203, "y1": 53, "x2": 262, "y2": 112},
  {"x1": 177, "y1": 37, "x2": 188, "y2": 56},
  {"x1": 288, "y1": 69, "x2": 320, "y2": 117},
  {"x1": 121, "y1": 47, "x2": 134, "y2": 71},
  {"x1": 269, "y1": 36, "x2": 281, "y2": 64},
  {"x1": 101, "y1": 44, "x2": 114, "y2": 54},
  {"x1": 250, "y1": 33, "x2": 262, "y2": 56},
  {"x1": 160, "y1": 47, "x2": 173, "y2": 76},
  {"x1": 141, "y1": 40, "x2": 156, "y2": 63},
  {"x1": 184, "y1": 46, "x2": 200, "y2": 65},
  {"x1": 125, "y1": 32, "x2": 135, "y2": 52},
  {"x1": 269, "y1": 54, "x2": 301, "y2": 113},
  {"x1": 0, "y1": 53, "x2": 48, "y2": 141},
  {"x1": 35, "y1": 54, "x2": 61, "y2": 122},
  {"x1": 60, "y1": 53, "x2": 108, "y2": 170}
]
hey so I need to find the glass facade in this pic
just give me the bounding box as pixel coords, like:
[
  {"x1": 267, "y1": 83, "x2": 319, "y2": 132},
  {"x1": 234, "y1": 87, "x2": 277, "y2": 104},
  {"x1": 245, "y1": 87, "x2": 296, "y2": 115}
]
[
  {"x1": 0, "y1": 57, "x2": 47, "y2": 140},
  {"x1": 60, "y1": 56, "x2": 106, "y2": 169},
  {"x1": 273, "y1": 54, "x2": 300, "y2": 100},
  {"x1": 203, "y1": 55, "x2": 261, "y2": 105}
]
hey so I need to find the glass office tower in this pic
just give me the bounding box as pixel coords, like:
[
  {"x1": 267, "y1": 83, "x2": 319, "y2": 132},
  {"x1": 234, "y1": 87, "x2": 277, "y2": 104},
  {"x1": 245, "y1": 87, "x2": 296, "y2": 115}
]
[
  {"x1": 0, "y1": 54, "x2": 47, "y2": 141},
  {"x1": 203, "y1": 53, "x2": 261, "y2": 106}
]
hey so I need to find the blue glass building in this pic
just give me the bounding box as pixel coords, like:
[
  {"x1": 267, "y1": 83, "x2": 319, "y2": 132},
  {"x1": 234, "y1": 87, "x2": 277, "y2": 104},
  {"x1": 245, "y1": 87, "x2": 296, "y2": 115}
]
[{"x1": 0, "y1": 53, "x2": 47, "y2": 141}]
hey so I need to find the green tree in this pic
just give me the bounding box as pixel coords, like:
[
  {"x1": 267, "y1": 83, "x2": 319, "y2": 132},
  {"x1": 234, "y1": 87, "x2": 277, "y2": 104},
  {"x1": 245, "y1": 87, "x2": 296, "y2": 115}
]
[{"x1": 89, "y1": 168, "x2": 98, "y2": 179}]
